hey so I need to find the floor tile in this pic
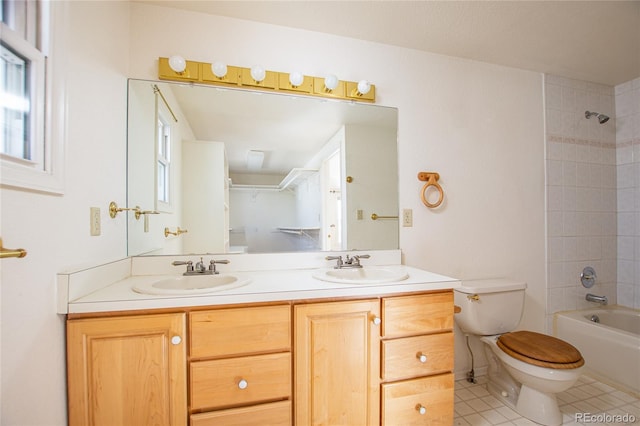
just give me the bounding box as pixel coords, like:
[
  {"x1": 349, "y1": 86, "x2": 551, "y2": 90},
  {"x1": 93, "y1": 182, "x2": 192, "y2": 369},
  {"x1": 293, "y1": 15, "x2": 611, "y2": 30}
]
[{"x1": 455, "y1": 375, "x2": 640, "y2": 425}]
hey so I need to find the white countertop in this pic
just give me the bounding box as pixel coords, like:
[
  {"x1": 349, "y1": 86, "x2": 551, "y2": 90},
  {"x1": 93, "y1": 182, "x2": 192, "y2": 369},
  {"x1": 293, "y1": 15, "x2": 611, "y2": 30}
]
[
  {"x1": 65, "y1": 265, "x2": 460, "y2": 314},
  {"x1": 58, "y1": 251, "x2": 461, "y2": 314}
]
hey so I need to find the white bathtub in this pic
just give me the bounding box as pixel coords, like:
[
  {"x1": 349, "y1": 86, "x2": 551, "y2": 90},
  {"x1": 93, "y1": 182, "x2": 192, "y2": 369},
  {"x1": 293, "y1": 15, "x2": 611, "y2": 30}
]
[{"x1": 555, "y1": 307, "x2": 640, "y2": 395}]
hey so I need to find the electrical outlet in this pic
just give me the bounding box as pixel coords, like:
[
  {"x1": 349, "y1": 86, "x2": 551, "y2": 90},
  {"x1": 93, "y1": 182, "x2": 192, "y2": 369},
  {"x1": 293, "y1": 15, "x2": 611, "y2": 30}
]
[
  {"x1": 90, "y1": 207, "x2": 101, "y2": 236},
  {"x1": 402, "y1": 208, "x2": 413, "y2": 227}
]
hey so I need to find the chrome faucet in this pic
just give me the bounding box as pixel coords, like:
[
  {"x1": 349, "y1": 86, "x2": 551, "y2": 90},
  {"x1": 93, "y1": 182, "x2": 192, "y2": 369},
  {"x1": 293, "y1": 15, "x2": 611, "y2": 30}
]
[
  {"x1": 585, "y1": 293, "x2": 608, "y2": 305},
  {"x1": 326, "y1": 254, "x2": 370, "y2": 269},
  {"x1": 172, "y1": 257, "x2": 230, "y2": 275}
]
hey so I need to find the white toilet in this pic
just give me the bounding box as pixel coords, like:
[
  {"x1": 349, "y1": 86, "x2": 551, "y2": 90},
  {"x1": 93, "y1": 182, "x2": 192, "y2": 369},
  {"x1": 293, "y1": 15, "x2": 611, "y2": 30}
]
[{"x1": 454, "y1": 279, "x2": 584, "y2": 426}]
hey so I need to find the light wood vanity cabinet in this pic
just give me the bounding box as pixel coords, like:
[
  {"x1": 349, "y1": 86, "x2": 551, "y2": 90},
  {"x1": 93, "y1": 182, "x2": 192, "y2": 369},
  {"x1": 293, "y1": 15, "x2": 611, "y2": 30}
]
[
  {"x1": 67, "y1": 289, "x2": 455, "y2": 426},
  {"x1": 66, "y1": 313, "x2": 187, "y2": 426},
  {"x1": 189, "y1": 305, "x2": 292, "y2": 426},
  {"x1": 381, "y1": 292, "x2": 455, "y2": 425},
  {"x1": 294, "y1": 299, "x2": 381, "y2": 426},
  {"x1": 294, "y1": 290, "x2": 454, "y2": 426}
]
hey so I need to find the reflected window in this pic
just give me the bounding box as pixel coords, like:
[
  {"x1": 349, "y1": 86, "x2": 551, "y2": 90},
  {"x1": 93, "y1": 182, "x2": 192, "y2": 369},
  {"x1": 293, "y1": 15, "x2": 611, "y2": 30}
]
[{"x1": 156, "y1": 112, "x2": 171, "y2": 204}]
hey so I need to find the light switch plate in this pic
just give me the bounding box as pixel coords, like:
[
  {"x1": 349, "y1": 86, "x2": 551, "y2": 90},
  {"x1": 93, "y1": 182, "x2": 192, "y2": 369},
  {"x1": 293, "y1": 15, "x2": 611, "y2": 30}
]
[
  {"x1": 402, "y1": 209, "x2": 413, "y2": 227},
  {"x1": 90, "y1": 207, "x2": 101, "y2": 236}
]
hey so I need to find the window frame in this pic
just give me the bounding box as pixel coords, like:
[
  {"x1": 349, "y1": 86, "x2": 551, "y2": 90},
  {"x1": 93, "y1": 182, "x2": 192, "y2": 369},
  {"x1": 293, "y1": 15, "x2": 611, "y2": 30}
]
[
  {"x1": 0, "y1": 1, "x2": 66, "y2": 195},
  {"x1": 155, "y1": 100, "x2": 173, "y2": 213}
]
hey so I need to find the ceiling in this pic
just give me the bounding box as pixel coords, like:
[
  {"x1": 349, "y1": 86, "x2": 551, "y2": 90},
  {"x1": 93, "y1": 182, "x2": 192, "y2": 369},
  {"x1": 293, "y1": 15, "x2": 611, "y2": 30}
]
[{"x1": 138, "y1": 0, "x2": 639, "y2": 86}]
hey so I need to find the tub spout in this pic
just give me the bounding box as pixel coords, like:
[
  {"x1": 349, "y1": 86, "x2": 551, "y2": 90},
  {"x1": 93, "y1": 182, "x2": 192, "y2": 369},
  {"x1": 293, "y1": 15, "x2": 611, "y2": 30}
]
[{"x1": 586, "y1": 293, "x2": 608, "y2": 305}]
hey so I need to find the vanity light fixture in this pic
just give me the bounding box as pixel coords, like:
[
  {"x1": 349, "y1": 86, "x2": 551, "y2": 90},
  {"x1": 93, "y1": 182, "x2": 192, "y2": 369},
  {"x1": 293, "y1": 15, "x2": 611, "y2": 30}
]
[
  {"x1": 246, "y1": 150, "x2": 265, "y2": 171},
  {"x1": 168, "y1": 55, "x2": 187, "y2": 73},
  {"x1": 289, "y1": 71, "x2": 304, "y2": 87},
  {"x1": 211, "y1": 61, "x2": 228, "y2": 78},
  {"x1": 158, "y1": 56, "x2": 376, "y2": 102},
  {"x1": 356, "y1": 80, "x2": 371, "y2": 96},
  {"x1": 324, "y1": 74, "x2": 339, "y2": 91},
  {"x1": 250, "y1": 65, "x2": 266, "y2": 83}
]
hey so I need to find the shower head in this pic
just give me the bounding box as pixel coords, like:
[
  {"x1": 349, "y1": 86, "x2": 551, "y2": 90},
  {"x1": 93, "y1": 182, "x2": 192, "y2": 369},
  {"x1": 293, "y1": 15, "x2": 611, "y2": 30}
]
[{"x1": 585, "y1": 111, "x2": 610, "y2": 124}]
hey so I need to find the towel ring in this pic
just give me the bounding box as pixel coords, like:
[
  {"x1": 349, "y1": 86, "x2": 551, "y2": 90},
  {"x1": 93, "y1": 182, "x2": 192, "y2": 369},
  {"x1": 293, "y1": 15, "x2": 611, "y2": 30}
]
[{"x1": 418, "y1": 172, "x2": 444, "y2": 208}]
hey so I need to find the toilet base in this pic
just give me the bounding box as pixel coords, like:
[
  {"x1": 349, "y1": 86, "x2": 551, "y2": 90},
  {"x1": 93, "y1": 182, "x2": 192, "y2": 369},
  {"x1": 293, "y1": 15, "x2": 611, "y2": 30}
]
[{"x1": 516, "y1": 384, "x2": 562, "y2": 426}]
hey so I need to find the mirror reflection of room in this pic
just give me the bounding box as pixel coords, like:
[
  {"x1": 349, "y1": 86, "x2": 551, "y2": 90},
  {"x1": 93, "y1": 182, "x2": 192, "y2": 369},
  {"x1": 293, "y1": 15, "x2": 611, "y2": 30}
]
[{"x1": 127, "y1": 79, "x2": 399, "y2": 256}]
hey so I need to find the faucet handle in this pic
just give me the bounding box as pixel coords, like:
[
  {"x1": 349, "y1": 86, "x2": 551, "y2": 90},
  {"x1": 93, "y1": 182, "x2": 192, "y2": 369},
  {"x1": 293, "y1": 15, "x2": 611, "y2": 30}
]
[
  {"x1": 325, "y1": 255, "x2": 343, "y2": 268},
  {"x1": 172, "y1": 260, "x2": 194, "y2": 273},
  {"x1": 208, "y1": 259, "x2": 230, "y2": 274}
]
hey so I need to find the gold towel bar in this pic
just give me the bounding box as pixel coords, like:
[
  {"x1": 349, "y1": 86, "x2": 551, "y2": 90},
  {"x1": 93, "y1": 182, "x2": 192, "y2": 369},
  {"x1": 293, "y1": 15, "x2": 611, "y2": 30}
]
[
  {"x1": 371, "y1": 213, "x2": 399, "y2": 220},
  {"x1": 0, "y1": 238, "x2": 27, "y2": 259},
  {"x1": 164, "y1": 227, "x2": 188, "y2": 238}
]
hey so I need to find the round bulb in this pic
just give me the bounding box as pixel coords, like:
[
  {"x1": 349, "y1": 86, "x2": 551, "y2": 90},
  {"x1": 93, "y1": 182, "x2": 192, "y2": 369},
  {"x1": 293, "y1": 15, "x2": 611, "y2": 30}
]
[
  {"x1": 324, "y1": 74, "x2": 339, "y2": 91},
  {"x1": 250, "y1": 65, "x2": 266, "y2": 82},
  {"x1": 168, "y1": 55, "x2": 186, "y2": 73},
  {"x1": 211, "y1": 61, "x2": 227, "y2": 78},
  {"x1": 357, "y1": 80, "x2": 371, "y2": 95},
  {"x1": 289, "y1": 71, "x2": 304, "y2": 87}
]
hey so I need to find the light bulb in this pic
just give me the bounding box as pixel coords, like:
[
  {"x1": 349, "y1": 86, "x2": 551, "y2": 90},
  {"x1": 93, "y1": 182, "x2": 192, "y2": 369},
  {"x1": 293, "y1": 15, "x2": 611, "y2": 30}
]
[
  {"x1": 357, "y1": 80, "x2": 371, "y2": 95},
  {"x1": 289, "y1": 71, "x2": 304, "y2": 87},
  {"x1": 168, "y1": 55, "x2": 186, "y2": 73},
  {"x1": 211, "y1": 61, "x2": 227, "y2": 78},
  {"x1": 324, "y1": 74, "x2": 339, "y2": 91},
  {"x1": 250, "y1": 65, "x2": 266, "y2": 82}
]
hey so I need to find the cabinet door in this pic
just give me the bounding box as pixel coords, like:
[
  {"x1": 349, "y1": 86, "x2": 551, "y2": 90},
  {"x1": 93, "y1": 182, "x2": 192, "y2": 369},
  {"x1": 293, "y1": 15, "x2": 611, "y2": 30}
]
[
  {"x1": 67, "y1": 313, "x2": 187, "y2": 426},
  {"x1": 295, "y1": 299, "x2": 380, "y2": 426}
]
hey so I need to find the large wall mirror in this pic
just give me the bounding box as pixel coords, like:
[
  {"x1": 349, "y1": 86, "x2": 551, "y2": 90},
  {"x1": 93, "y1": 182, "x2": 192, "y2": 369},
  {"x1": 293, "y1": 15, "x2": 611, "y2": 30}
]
[{"x1": 127, "y1": 78, "x2": 399, "y2": 256}]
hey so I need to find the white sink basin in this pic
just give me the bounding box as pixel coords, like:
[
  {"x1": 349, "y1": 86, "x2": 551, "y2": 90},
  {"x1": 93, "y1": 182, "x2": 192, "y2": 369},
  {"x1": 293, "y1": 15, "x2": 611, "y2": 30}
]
[
  {"x1": 312, "y1": 267, "x2": 409, "y2": 284},
  {"x1": 133, "y1": 274, "x2": 250, "y2": 295}
]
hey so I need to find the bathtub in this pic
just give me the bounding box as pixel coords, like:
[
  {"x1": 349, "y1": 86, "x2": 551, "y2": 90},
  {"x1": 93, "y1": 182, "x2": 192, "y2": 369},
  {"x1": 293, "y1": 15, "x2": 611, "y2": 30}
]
[{"x1": 555, "y1": 307, "x2": 640, "y2": 395}]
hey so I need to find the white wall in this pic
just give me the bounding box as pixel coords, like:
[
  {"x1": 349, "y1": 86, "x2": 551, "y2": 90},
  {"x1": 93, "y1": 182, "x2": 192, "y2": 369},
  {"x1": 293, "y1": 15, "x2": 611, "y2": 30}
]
[
  {"x1": 0, "y1": 2, "x2": 548, "y2": 423},
  {"x1": 0, "y1": 2, "x2": 130, "y2": 424},
  {"x1": 131, "y1": 0, "x2": 546, "y2": 384}
]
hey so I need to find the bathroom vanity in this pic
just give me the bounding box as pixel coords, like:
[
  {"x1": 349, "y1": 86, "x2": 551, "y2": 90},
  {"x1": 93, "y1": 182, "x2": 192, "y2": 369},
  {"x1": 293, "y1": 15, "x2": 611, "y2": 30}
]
[{"x1": 61, "y1": 251, "x2": 459, "y2": 425}]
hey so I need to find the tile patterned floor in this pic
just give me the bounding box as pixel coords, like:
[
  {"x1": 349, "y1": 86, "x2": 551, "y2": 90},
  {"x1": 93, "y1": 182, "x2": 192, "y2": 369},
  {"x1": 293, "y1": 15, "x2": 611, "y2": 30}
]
[{"x1": 455, "y1": 375, "x2": 640, "y2": 425}]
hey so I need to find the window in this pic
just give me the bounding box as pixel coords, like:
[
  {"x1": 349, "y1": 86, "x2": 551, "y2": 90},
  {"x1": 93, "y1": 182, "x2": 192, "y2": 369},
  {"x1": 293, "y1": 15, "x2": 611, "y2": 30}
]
[
  {"x1": 156, "y1": 113, "x2": 171, "y2": 206},
  {"x1": 1, "y1": 0, "x2": 62, "y2": 193},
  {"x1": 1, "y1": 0, "x2": 45, "y2": 163}
]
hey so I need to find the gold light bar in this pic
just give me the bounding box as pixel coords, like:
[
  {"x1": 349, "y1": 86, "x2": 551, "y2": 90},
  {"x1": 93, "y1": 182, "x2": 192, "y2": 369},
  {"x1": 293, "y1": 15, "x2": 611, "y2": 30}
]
[{"x1": 158, "y1": 57, "x2": 375, "y2": 103}]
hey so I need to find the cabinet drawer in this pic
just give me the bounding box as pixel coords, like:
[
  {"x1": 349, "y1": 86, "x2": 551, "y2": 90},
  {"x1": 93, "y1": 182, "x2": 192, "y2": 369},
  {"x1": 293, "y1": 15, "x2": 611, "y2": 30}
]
[
  {"x1": 190, "y1": 305, "x2": 291, "y2": 358},
  {"x1": 382, "y1": 292, "x2": 453, "y2": 338},
  {"x1": 382, "y1": 373, "x2": 454, "y2": 426},
  {"x1": 190, "y1": 400, "x2": 291, "y2": 426},
  {"x1": 190, "y1": 352, "x2": 291, "y2": 411},
  {"x1": 382, "y1": 333, "x2": 453, "y2": 381}
]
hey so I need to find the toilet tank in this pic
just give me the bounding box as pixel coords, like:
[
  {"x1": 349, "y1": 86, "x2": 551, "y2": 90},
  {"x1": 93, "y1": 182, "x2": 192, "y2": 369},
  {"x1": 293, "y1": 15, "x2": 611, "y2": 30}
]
[{"x1": 454, "y1": 278, "x2": 526, "y2": 335}]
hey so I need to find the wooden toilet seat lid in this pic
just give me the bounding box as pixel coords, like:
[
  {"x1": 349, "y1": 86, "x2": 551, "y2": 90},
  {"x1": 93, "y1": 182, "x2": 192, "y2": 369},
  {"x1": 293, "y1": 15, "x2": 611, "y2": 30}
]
[{"x1": 497, "y1": 331, "x2": 585, "y2": 369}]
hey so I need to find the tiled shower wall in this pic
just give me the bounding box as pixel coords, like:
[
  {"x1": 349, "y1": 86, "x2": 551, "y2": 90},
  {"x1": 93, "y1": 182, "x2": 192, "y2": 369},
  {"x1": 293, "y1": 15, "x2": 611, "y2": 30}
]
[
  {"x1": 615, "y1": 77, "x2": 640, "y2": 309},
  {"x1": 544, "y1": 75, "x2": 618, "y2": 327}
]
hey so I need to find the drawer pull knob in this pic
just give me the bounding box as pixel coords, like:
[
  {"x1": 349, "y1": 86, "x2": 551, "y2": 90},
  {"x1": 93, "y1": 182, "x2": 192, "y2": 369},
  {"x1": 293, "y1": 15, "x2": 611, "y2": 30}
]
[
  {"x1": 372, "y1": 316, "x2": 381, "y2": 325},
  {"x1": 238, "y1": 379, "x2": 248, "y2": 390},
  {"x1": 417, "y1": 352, "x2": 427, "y2": 363},
  {"x1": 171, "y1": 336, "x2": 182, "y2": 345},
  {"x1": 416, "y1": 404, "x2": 427, "y2": 415}
]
